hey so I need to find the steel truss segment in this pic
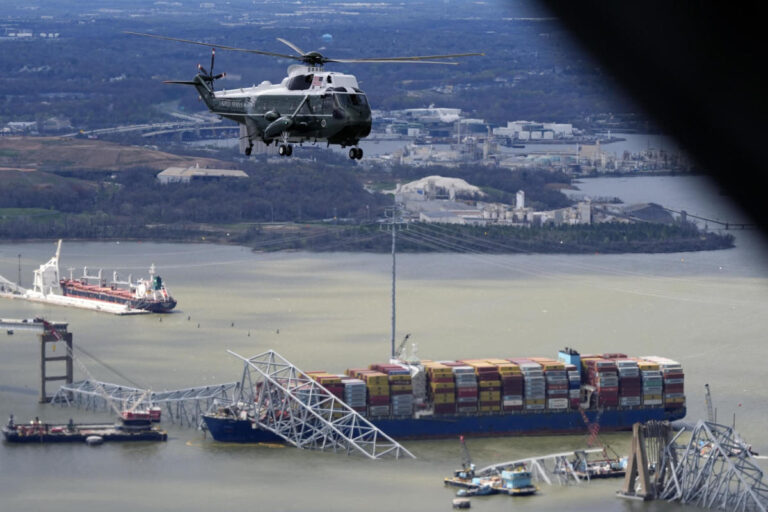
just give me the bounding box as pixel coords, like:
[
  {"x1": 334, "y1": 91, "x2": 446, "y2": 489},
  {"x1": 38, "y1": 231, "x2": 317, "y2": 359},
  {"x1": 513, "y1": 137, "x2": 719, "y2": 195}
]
[
  {"x1": 475, "y1": 448, "x2": 606, "y2": 486},
  {"x1": 227, "y1": 349, "x2": 415, "y2": 460},
  {"x1": 52, "y1": 379, "x2": 239, "y2": 427},
  {"x1": 658, "y1": 420, "x2": 768, "y2": 512}
]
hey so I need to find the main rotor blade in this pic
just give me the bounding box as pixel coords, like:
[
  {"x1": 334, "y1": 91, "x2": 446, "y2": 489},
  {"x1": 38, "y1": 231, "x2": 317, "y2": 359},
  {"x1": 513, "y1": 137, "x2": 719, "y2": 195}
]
[
  {"x1": 124, "y1": 32, "x2": 304, "y2": 61},
  {"x1": 330, "y1": 58, "x2": 458, "y2": 65},
  {"x1": 276, "y1": 38, "x2": 306, "y2": 57},
  {"x1": 332, "y1": 52, "x2": 484, "y2": 64}
]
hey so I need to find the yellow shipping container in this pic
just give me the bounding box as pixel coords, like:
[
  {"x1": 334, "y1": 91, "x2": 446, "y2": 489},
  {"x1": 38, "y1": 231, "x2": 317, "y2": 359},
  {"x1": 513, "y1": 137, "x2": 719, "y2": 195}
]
[
  {"x1": 478, "y1": 380, "x2": 501, "y2": 388},
  {"x1": 430, "y1": 381, "x2": 456, "y2": 390},
  {"x1": 433, "y1": 393, "x2": 456, "y2": 404},
  {"x1": 479, "y1": 405, "x2": 501, "y2": 412},
  {"x1": 366, "y1": 385, "x2": 390, "y2": 396},
  {"x1": 388, "y1": 374, "x2": 412, "y2": 382},
  {"x1": 479, "y1": 392, "x2": 501, "y2": 401},
  {"x1": 364, "y1": 375, "x2": 388, "y2": 384},
  {"x1": 525, "y1": 398, "x2": 546, "y2": 405},
  {"x1": 485, "y1": 359, "x2": 510, "y2": 365},
  {"x1": 390, "y1": 384, "x2": 413, "y2": 392}
]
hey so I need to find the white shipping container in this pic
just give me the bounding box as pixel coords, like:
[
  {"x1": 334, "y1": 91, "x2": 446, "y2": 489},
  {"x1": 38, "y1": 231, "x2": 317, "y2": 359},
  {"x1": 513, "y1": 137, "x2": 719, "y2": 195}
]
[
  {"x1": 569, "y1": 389, "x2": 581, "y2": 398},
  {"x1": 643, "y1": 398, "x2": 663, "y2": 406},
  {"x1": 619, "y1": 396, "x2": 642, "y2": 406},
  {"x1": 368, "y1": 405, "x2": 390, "y2": 416},
  {"x1": 503, "y1": 399, "x2": 524, "y2": 406},
  {"x1": 547, "y1": 398, "x2": 569, "y2": 409}
]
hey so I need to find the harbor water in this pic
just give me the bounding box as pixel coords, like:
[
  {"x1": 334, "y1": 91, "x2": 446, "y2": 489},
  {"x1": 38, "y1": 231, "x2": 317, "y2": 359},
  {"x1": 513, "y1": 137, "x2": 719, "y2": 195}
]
[{"x1": 1, "y1": 175, "x2": 766, "y2": 511}]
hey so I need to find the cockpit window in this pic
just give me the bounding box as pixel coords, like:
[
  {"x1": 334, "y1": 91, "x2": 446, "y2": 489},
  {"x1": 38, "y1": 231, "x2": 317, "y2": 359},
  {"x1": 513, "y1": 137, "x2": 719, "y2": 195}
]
[
  {"x1": 336, "y1": 94, "x2": 369, "y2": 108},
  {"x1": 287, "y1": 74, "x2": 313, "y2": 91}
]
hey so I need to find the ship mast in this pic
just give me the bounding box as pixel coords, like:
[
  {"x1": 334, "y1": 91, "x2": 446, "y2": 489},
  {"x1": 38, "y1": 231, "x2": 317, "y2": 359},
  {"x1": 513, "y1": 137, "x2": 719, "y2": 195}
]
[
  {"x1": 390, "y1": 207, "x2": 397, "y2": 360},
  {"x1": 387, "y1": 202, "x2": 406, "y2": 360}
]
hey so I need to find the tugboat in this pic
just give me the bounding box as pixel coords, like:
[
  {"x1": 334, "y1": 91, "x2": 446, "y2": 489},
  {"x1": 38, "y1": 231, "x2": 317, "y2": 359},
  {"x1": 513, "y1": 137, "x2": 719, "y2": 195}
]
[{"x1": 2, "y1": 410, "x2": 167, "y2": 444}]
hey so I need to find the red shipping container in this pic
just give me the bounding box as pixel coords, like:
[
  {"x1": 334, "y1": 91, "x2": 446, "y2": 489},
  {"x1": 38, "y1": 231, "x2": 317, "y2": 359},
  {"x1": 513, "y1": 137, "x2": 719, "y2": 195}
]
[{"x1": 367, "y1": 395, "x2": 390, "y2": 405}]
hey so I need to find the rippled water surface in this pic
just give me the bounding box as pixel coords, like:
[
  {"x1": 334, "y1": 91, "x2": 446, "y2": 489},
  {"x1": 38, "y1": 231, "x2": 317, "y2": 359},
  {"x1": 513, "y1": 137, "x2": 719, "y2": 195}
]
[{"x1": 1, "y1": 176, "x2": 766, "y2": 511}]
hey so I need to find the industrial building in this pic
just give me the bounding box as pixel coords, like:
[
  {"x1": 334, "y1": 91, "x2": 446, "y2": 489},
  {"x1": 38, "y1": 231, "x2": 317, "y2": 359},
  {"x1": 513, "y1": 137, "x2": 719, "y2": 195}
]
[
  {"x1": 493, "y1": 121, "x2": 574, "y2": 141},
  {"x1": 157, "y1": 165, "x2": 248, "y2": 184}
]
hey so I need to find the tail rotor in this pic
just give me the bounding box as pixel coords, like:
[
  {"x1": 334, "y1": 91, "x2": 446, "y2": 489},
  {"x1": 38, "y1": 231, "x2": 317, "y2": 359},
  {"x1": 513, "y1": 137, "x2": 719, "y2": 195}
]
[{"x1": 197, "y1": 48, "x2": 226, "y2": 89}]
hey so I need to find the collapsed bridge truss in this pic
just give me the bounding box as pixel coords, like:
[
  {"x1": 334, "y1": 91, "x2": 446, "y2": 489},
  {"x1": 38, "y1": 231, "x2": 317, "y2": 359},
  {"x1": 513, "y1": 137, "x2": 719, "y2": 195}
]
[
  {"x1": 228, "y1": 349, "x2": 415, "y2": 460},
  {"x1": 52, "y1": 380, "x2": 239, "y2": 427}
]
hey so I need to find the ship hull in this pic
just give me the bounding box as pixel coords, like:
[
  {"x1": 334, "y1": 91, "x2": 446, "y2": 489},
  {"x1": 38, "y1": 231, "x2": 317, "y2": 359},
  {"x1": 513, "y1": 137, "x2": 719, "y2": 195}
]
[
  {"x1": 60, "y1": 283, "x2": 176, "y2": 313},
  {"x1": 2, "y1": 424, "x2": 168, "y2": 444},
  {"x1": 202, "y1": 406, "x2": 686, "y2": 443}
]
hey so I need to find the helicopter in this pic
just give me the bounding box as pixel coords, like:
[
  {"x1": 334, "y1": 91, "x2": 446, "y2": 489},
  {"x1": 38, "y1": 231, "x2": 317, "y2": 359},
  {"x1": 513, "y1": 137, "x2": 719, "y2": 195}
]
[{"x1": 127, "y1": 32, "x2": 483, "y2": 159}]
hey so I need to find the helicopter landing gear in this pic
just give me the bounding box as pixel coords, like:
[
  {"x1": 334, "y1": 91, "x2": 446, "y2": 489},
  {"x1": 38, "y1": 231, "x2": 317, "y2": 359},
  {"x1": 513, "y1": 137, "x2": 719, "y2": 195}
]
[
  {"x1": 278, "y1": 144, "x2": 293, "y2": 157},
  {"x1": 245, "y1": 144, "x2": 253, "y2": 156},
  {"x1": 348, "y1": 147, "x2": 363, "y2": 160}
]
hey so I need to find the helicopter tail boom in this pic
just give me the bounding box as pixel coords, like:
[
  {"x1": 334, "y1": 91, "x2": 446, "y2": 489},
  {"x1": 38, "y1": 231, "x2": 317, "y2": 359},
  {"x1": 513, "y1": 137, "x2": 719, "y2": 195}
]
[{"x1": 163, "y1": 76, "x2": 215, "y2": 110}]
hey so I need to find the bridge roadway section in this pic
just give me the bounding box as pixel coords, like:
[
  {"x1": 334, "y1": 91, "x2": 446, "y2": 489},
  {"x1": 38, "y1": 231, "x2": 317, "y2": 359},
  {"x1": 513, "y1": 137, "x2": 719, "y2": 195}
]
[{"x1": 52, "y1": 349, "x2": 414, "y2": 460}]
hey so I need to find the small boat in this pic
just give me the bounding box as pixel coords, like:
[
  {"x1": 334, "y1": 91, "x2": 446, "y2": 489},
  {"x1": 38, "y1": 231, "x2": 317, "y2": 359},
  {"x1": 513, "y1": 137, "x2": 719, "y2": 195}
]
[{"x1": 2, "y1": 412, "x2": 167, "y2": 444}]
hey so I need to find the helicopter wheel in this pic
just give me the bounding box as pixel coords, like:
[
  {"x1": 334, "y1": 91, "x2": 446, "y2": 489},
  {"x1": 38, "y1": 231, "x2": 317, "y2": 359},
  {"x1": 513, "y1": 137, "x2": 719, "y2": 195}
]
[
  {"x1": 349, "y1": 147, "x2": 363, "y2": 160},
  {"x1": 285, "y1": 144, "x2": 293, "y2": 156},
  {"x1": 355, "y1": 147, "x2": 363, "y2": 160},
  {"x1": 278, "y1": 144, "x2": 286, "y2": 156},
  {"x1": 245, "y1": 145, "x2": 252, "y2": 156}
]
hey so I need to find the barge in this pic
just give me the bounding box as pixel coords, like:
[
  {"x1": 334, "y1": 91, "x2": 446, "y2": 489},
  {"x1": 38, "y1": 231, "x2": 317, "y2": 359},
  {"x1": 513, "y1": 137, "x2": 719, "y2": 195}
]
[{"x1": 2, "y1": 411, "x2": 167, "y2": 444}]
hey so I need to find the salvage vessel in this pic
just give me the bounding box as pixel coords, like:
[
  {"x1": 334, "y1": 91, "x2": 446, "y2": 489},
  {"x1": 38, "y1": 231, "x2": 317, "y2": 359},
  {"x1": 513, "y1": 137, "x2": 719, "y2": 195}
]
[
  {"x1": 202, "y1": 348, "x2": 686, "y2": 442},
  {"x1": 59, "y1": 262, "x2": 176, "y2": 313},
  {"x1": 0, "y1": 240, "x2": 175, "y2": 314},
  {"x1": 2, "y1": 410, "x2": 167, "y2": 444}
]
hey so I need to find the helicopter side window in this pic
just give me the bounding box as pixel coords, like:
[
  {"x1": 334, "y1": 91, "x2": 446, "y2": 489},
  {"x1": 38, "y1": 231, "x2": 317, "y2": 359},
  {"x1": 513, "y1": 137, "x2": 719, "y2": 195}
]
[
  {"x1": 287, "y1": 74, "x2": 313, "y2": 91},
  {"x1": 322, "y1": 94, "x2": 334, "y2": 113}
]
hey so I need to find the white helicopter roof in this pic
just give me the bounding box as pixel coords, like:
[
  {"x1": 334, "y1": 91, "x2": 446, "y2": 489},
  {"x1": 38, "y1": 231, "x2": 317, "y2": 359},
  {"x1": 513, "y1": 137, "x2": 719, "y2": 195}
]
[{"x1": 214, "y1": 65, "x2": 361, "y2": 99}]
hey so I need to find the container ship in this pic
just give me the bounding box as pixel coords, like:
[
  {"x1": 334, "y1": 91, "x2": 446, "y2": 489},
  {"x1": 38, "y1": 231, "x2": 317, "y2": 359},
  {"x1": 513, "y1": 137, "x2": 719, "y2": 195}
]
[{"x1": 202, "y1": 348, "x2": 686, "y2": 442}]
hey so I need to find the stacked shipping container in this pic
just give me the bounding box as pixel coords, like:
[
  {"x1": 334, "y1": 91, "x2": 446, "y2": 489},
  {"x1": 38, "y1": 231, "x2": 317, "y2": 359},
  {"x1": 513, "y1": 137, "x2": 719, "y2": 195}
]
[
  {"x1": 642, "y1": 356, "x2": 685, "y2": 408},
  {"x1": 296, "y1": 351, "x2": 687, "y2": 419},
  {"x1": 423, "y1": 361, "x2": 456, "y2": 415}
]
